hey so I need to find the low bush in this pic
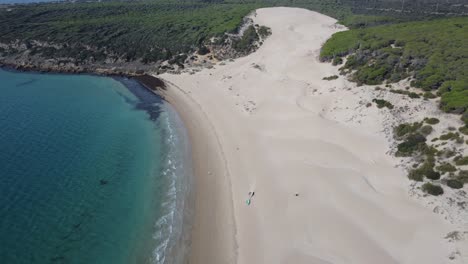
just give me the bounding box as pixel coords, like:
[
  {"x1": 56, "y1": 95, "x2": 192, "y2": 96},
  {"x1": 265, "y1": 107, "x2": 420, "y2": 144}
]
[
  {"x1": 454, "y1": 156, "x2": 468, "y2": 166},
  {"x1": 436, "y1": 163, "x2": 457, "y2": 173},
  {"x1": 232, "y1": 25, "x2": 259, "y2": 52},
  {"x1": 396, "y1": 133, "x2": 426, "y2": 156},
  {"x1": 394, "y1": 122, "x2": 422, "y2": 138},
  {"x1": 323, "y1": 75, "x2": 339, "y2": 81},
  {"x1": 257, "y1": 26, "x2": 271, "y2": 38},
  {"x1": 420, "y1": 125, "x2": 433, "y2": 136},
  {"x1": 424, "y1": 117, "x2": 440, "y2": 125},
  {"x1": 423, "y1": 92, "x2": 437, "y2": 99},
  {"x1": 446, "y1": 179, "x2": 464, "y2": 189},
  {"x1": 332, "y1": 57, "x2": 343, "y2": 66},
  {"x1": 438, "y1": 149, "x2": 456, "y2": 159},
  {"x1": 408, "y1": 161, "x2": 440, "y2": 181},
  {"x1": 372, "y1": 99, "x2": 393, "y2": 109},
  {"x1": 458, "y1": 170, "x2": 468, "y2": 183},
  {"x1": 197, "y1": 46, "x2": 210, "y2": 55},
  {"x1": 422, "y1": 183, "x2": 444, "y2": 196},
  {"x1": 439, "y1": 132, "x2": 461, "y2": 141},
  {"x1": 459, "y1": 126, "x2": 468, "y2": 135},
  {"x1": 408, "y1": 170, "x2": 424, "y2": 181},
  {"x1": 462, "y1": 111, "x2": 468, "y2": 126}
]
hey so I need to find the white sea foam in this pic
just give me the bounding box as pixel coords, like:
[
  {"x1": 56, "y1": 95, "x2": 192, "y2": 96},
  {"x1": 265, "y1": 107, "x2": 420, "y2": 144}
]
[{"x1": 150, "y1": 102, "x2": 193, "y2": 264}]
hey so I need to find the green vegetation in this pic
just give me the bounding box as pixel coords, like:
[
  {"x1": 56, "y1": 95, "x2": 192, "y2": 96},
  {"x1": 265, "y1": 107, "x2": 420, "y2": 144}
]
[
  {"x1": 232, "y1": 25, "x2": 260, "y2": 52},
  {"x1": 439, "y1": 132, "x2": 464, "y2": 143},
  {"x1": 454, "y1": 156, "x2": 468, "y2": 166},
  {"x1": 422, "y1": 182, "x2": 444, "y2": 196},
  {"x1": 436, "y1": 163, "x2": 457, "y2": 173},
  {"x1": 389, "y1": 89, "x2": 421, "y2": 99},
  {"x1": 0, "y1": 1, "x2": 261, "y2": 64},
  {"x1": 257, "y1": 25, "x2": 272, "y2": 38},
  {"x1": 0, "y1": 0, "x2": 465, "y2": 73},
  {"x1": 321, "y1": 16, "x2": 468, "y2": 126},
  {"x1": 459, "y1": 170, "x2": 468, "y2": 183},
  {"x1": 424, "y1": 117, "x2": 440, "y2": 125},
  {"x1": 394, "y1": 122, "x2": 422, "y2": 138},
  {"x1": 460, "y1": 126, "x2": 468, "y2": 135},
  {"x1": 420, "y1": 125, "x2": 433, "y2": 136},
  {"x1": 372, "y1": 99, "x2": 393, "y2": 109},
  {"x1": 446, "y1": 179, "x2": 463, "y2": 189},
  {"x1": 408, "y1": 161, "x2": 440, "y2": 181},
  {"x1": 396, "y1": 133, "x2": 426, "y2": 157},
  {"x1": 323, "y1": 75, "x2": 339, "y2": 81},
  {"x1": 423, "y1": 92, "x2": 437, "y2": 99},
  {"x1": 321, "y1": 17, "x2": 467, "y2": 90}
]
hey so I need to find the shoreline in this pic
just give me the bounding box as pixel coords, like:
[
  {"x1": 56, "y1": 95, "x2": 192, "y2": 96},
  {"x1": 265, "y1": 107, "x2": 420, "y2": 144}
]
[
  {"x1": 158, "y1": 7, "x2": 467, "y2": 264},
  {"x1": 137, "y1": 73, "x2": 238, "y2": 264},
  {"x1": 0, "y1": 65, "x2": 223, "y2": 263},
  {"x1": 2, "y1": 7, "x2": 467, "y2": 263}
]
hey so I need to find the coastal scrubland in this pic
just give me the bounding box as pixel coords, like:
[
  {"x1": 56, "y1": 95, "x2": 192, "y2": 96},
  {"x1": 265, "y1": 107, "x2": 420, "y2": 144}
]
[
  {"x1": 0, "y1": 0, "x2": 466, "y2": 72},
  {"x1": 319, "y1": 13, "x2": 467, "y2": 191}
]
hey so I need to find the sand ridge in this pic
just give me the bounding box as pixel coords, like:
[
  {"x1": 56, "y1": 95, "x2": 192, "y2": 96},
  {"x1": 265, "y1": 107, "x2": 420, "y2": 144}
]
[{"x1": 160, "y1": 7, "x2": 466, "y2": 264}]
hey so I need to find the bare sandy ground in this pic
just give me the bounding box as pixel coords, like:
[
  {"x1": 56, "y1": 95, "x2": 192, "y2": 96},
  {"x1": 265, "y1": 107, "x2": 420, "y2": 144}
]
[{"x1": 159, "y1": 7, "x2": 466, "y2": 264}]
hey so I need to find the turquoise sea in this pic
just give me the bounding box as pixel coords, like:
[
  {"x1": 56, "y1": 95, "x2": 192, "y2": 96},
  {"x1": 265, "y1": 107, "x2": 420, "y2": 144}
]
[{"x1": 0, "y1": 69, "x2": 192, "y2": 263}]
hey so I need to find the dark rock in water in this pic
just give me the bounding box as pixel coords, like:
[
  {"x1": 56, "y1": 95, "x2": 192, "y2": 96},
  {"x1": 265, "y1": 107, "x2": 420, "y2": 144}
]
[{"x1": 99, "y1": 179, "x2": 108, "y2": 185}]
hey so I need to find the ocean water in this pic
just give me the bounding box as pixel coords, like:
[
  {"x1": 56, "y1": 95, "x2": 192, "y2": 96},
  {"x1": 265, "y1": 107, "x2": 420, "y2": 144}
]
[{"x1": 0, "y1": 69, "x2": 192, "y2": 263}]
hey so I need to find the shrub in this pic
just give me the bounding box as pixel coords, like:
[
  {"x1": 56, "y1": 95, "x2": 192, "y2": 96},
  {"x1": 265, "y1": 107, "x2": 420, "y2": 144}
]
[
  {"x1": 422, "y1": 183, "x2": 444, "y2": 196},
  {"x1": 332, "y1": 57, "x2": 343, "y2": 66},
  {"x1": 408, "y1": 170, "x2": 424, "y2": 181},
  {"x1": 424, "y1": 117, "x2": 440, "y2": 125},
  {"x1": 462, "y1": 111, "x2": 468, "y2": 126},
  {"x1": 372, "y1": 99, "x2": 393, "y2": 109},
  {"x1": 446, "y1": 179, "x2": 463, "y2": 189},
  {"x1": 439, "y1": 132, "x2": 461, "y2": 141},
  {"x1": 396, "y1": 133, "x2": 426, "y2": 156},
  {"x1": 257, "y1": 26, "x2": 271, "y2": 38},
  {"x1": 198, "y1": 46, "x2": 210, "y2": 55},
  {"x1": 454, "y1": 156, "x2": 468, "y2": 166},
  {"x1": 323, "y1": 75, "x2": 339, "y2": 81},
  {"x1": 408, "y1": 161, "x2": 440, "y2": 181},
  {"x1": 458, "y1": 170, "x2": 468, "y2": 183},
  {"x1": 423, "y1": 92, "x2": 437, "y2": 99},
  {"x1": 408, "y1": 92, "x2": 420, "y2": 99},
  {"x1": 459, "y1": 126, "x2": 468, "y2": 135},
  {"x1": 394, "y1": 122, "x2": 422, "y2": 138},
  {"x1": 420, "y1": 125, "x2": 433, "y2": 136},
  {"x1": 438, "y1": 149, "x2": 456, "y2": 158},
  {"x1": 232, "y1": 25, "x2": 259, "y2": 52},
  {"x1": 436, "y1": 163, "x2": 457, "y2": 173}
]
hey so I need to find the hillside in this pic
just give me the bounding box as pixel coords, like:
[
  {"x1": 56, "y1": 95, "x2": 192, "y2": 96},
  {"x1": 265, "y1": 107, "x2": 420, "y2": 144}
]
[
  {"x1": 321, "y1": 16, "x2": 467, "y2": 116},
  {"x1": 0, "y1": 0, "x2": 466, "y2": 74}
]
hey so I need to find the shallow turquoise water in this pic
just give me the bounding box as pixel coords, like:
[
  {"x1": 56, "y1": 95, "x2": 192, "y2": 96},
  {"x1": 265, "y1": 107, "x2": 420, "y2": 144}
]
[{"x1": 0, "y1": 69, "x2": 191, "y2": 263}]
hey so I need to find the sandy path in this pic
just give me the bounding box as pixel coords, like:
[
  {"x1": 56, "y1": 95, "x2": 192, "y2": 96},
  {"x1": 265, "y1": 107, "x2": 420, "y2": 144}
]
[{"x1": 160, "y1": 7, "x2": 464, "y2": 264}]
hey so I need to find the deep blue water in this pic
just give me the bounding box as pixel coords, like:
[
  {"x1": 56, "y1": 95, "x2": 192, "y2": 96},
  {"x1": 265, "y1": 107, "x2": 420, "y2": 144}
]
[{"x1": 0, "y1": 69, "x2": 191, "y2": 263}]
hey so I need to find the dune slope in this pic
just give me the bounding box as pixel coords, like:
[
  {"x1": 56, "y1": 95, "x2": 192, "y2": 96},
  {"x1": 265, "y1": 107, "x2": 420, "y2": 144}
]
[{"x1": 160, "y1": 7, "x2": 464, "y2": 264}]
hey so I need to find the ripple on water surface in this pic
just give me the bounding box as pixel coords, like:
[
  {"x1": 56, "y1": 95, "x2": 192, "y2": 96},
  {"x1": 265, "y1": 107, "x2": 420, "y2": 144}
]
[{"x1": 0, "y1": 69, "x2": 191, "y2": 264}]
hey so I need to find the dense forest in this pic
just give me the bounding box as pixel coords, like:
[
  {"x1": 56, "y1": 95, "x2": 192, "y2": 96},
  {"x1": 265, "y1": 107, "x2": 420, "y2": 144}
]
[
  {"x1": 0, "y1": 1, "x2": 261, "y2": 65},
  {"x1": 0, "y1": 0, "x2": 466, "y2": 68}
]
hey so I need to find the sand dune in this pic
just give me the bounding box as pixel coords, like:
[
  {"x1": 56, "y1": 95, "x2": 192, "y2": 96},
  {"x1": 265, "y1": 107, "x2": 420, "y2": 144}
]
[{"x1": 159, "y1": 7, "x2": 465, "y2": 264}]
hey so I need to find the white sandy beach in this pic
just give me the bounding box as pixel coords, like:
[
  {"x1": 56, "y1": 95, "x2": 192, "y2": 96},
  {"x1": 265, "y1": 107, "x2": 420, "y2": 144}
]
[{"x1": 159, "y1": 7, "x2": 467, "y2": 264}]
